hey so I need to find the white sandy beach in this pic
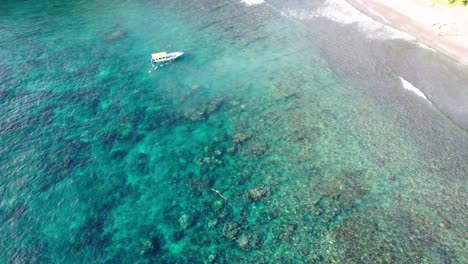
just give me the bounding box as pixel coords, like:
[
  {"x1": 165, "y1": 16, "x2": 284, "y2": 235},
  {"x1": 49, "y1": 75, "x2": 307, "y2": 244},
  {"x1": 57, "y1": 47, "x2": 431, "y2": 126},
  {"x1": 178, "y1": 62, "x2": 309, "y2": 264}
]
[{"x1": 347, "y1": 0, "x2": 468, "y2": 65}]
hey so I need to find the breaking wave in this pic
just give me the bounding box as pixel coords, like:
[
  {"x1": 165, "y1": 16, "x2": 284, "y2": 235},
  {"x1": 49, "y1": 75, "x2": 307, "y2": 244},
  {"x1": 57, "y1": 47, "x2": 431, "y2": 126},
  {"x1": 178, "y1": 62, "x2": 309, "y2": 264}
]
[
  {"x1": 241, "y1": 0, "x2": 265, "y2": 6},
  {"x1": 399, "y1": 77, "x2": 431, "y2": 104},
  {"x1": 280, "y1": 0, "x2": 414, "y2": 41}
]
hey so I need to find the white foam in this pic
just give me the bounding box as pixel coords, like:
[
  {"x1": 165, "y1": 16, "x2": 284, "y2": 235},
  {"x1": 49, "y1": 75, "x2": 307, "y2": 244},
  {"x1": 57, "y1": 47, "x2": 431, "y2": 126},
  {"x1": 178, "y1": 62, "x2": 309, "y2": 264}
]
[
  {"x1": 399, "y1": 77, "x2": 431, "y2": 104},
  {"x1": 416, "y1": 42, "x2": 436, "y2": 52},
  {"x1": 241, "y1": 0, "x2": 264, "y2": 6},
  {"x1": 281, "y1": 0, "x2": 414, "y2": 41}
]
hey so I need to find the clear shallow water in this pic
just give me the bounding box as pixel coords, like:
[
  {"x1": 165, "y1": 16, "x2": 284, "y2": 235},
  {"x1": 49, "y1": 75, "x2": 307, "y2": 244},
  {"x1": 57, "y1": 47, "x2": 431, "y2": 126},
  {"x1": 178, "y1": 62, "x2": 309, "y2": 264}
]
[{"x1": 0, "y1": 0, "x2": 467, "y2": 263}]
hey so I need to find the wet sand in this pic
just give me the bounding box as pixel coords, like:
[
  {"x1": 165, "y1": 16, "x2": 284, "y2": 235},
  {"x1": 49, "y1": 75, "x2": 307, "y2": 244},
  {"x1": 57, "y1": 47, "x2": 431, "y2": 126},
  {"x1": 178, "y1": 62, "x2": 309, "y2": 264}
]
[
  {"x1": 287, "y1": 0, "x2": 468, "y2": 129},
  {"x1": 347, "y1": 0, "x2": 468, "y2": 65}
]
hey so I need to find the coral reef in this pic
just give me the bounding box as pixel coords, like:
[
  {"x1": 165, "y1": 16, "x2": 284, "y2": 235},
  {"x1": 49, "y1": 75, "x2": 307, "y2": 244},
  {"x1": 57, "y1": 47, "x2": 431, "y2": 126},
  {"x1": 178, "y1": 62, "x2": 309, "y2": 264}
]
[
  {"x1": 184, "y1": 97, "x2": 224, "y2": 121},
  {"x1": 1, "y1": 1, "x2": 466, "y2": 263},
  {"x1": 245, "y1": 185, "x2": 271, "y2": 202}
]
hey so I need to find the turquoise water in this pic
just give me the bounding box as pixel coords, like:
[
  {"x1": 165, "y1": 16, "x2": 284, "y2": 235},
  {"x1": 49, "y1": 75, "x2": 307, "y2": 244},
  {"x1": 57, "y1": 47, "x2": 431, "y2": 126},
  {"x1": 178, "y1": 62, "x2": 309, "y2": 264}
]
[{"x1": 1, "y1": 0, "x2": 467, "y2": 263}]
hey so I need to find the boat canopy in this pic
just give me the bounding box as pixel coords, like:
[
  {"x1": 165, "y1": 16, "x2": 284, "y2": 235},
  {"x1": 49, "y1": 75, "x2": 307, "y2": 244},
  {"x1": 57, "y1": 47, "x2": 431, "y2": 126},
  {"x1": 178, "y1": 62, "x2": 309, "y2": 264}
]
[{"x1": 152, "y1": 52, "x2": 167, "y2": 60}]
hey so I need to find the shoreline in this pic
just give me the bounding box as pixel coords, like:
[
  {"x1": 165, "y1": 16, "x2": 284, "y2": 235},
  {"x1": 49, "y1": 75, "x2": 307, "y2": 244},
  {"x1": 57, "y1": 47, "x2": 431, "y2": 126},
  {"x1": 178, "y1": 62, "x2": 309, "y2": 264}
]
[{"x1": 346, "y1": 0, "x2": 468, "y2": 66}]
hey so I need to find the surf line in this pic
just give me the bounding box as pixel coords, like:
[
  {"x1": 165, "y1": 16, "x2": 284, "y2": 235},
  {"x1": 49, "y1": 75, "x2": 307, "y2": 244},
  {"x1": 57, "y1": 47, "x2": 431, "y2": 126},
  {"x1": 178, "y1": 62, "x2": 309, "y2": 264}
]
[{"x1": 399, "y1": 77, "x2": 431, "y2": 104}]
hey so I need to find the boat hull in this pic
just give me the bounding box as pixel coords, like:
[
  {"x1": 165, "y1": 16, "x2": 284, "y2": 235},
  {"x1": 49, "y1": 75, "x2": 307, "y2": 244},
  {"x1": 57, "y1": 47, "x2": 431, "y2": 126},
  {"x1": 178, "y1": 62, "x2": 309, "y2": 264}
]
[{"x1": 151, "y1": 52, "x2": 184, "y2": 63}]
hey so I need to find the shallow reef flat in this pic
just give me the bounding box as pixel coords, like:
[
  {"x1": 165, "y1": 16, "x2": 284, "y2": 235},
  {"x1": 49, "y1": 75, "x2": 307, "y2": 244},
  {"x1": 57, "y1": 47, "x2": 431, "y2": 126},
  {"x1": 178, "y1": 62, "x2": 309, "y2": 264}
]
[{"x1": 0, "y1": 0, "x2": 467, "y2": 263}]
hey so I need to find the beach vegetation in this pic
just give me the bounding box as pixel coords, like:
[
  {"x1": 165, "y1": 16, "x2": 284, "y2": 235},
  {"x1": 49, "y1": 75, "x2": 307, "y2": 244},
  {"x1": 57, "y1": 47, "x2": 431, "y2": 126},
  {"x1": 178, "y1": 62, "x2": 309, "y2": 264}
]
[
  {"x1": 434, "y1": 0, "x2": 468, "y2": 6},
  {"x1": 449, "y1": 0, "x2": 468, "y2": 5}
]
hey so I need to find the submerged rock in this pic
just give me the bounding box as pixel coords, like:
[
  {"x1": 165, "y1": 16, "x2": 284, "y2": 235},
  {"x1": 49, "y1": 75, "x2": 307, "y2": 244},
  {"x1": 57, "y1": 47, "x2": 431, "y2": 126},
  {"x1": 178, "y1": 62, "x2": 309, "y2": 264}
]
[
  {"x1": 278, "y1": 223, "x2": 297, "y2": 242},
  {"x1": 216, "y1": 207, "x2": 230, "y2": 219},
  {"x1": 245, "y1": 185, "x2": 271, "y2": 201},
  {"x1": 249, "y1": 142, "x2": 268, "y2": 156},
  {"x1": 213, "y1": 149, "x2": 222, "y2": 157},
  {"x1": 104, "y1": 31, "x2": 125, "y2": 41},
  {"x1": 184, "y1": 97, "x2": 224, "y2": 121},
  {"x1": 207, "y1": 253, "x2": 218, "y2": 263},
  {"x1": 140, "y1": 238, "x2": 160, "y2": 256},
  {"x1": 232, "y1": 133, "x2": 250, "y2": 145},
  {"x1": 207, "y1": 218, "x2": 218, "y2": 228},
  {"x1": 236, "y1": 234, "x2": 251, "y2": 251},
  {"x1": 197, "y1": 156, "x2": 223, "y2": 167},
  {"x1": 236, "y1": 233, "x2": 262, "y2": 251},
  {"x1": 439, "y1": 220, "x2": 450, "y2": 230},
  {"x1": 184, "y1": 109, "x2": 205, "y2": 122},
  {"x1": 226, "y1": 146, "x2": 237, "y2": 155},
  {"x1": 240, "y1": 142, "x2": 269, "y2": 159},
  {"x1": 222, "y1": 222, "x2": 240, "y2": 240},
  {"x1": 187, "y1": 175, "x2": 214, "y2": 192},
  {"x1": 212, "y1": 199, "x2": 225, "y2": 211},
  {"x1": 178, "y1": 213, "x2": 194, "y2": 230}
]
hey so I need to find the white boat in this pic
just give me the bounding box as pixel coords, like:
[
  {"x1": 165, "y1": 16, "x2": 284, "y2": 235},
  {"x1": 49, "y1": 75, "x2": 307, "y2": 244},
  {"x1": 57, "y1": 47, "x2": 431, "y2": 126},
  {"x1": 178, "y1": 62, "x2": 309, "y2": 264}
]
[{"x1": 151, "y1": 51, "x2": 184, "y2": 63}]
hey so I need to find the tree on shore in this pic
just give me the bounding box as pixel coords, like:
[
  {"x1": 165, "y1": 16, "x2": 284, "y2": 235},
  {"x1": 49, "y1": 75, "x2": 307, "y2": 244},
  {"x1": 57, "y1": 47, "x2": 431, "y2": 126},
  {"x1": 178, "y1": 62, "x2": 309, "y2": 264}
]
[{"x1": 447, "y1": 0, "x2": 468, "y2": 5}]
